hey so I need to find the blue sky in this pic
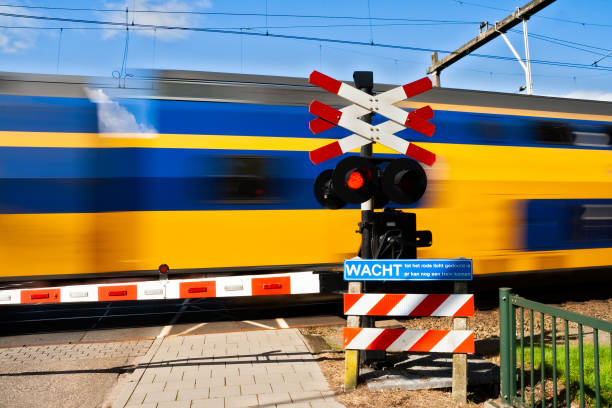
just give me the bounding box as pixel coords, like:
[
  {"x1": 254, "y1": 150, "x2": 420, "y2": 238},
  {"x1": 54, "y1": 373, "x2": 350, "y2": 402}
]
[{"x1": 0, "y1": 0, "x2": 611, "y2": 100}]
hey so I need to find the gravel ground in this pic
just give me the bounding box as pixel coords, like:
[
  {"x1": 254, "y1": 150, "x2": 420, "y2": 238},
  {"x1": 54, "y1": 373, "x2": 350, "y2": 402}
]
[{"x1": 301, "y1": 297, "x2": 612, "y2": 408}]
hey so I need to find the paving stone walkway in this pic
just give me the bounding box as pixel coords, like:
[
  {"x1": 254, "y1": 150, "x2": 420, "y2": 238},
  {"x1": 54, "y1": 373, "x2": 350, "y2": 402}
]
[
  {"x1": 0, "y1": 340, "x2": 152, "y2": 364},
  {"x1": 112, "y1": 329, "x2": 344, "y2": 408}
]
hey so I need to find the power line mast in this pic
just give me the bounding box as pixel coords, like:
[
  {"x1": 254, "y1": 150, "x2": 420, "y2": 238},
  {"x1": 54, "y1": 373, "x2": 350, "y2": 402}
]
[{"x1": 427, "y1": 0, "x2": 557, "y2": 94}]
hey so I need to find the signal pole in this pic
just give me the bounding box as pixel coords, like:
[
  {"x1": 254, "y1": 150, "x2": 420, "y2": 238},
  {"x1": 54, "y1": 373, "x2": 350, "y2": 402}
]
[{"x1": 344, "y1": 71, "x2": 374, "y2": 391}]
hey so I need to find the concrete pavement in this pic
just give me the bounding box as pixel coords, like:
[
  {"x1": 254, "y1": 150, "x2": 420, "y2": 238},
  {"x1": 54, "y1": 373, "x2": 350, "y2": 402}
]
[
  {"x1": 110, "y1": 329, "x2": 344, "y2": 408},
  {"x1": 0, "y1": 339, "x2": 153, "y2": 408}
]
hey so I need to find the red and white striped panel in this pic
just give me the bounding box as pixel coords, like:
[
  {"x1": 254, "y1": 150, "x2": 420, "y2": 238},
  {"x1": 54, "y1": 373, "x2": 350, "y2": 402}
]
[
  {"x1": 344, "y1": 293, "x2": 474, "y2": 317},
  {"x1": 309, "y1": 71, "x2": 435, "y2": 137},
  {"x1": 308, "y1": 100, "x2": 436, "y2": 166},
  {"x1": 0, "y1": 272, "x2": 319, "y2": 305},
  {"x1": 343, "y1": 328, "x2": 474, "y2": 353},
  {"x1": 308, "y1": 106, "x2": 435, "y2": 165}
]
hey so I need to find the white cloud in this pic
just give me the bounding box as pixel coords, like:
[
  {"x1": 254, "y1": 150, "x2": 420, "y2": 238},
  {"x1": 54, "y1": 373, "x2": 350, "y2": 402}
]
[
  {"x1": 101, "y1": 0, "x2": 212, "y2": 41},
  {"x1": 86, "y1": 88, "x2": 157, "y2": 136},
  {"x1": 0, "y1": 5, "x2": 38, "y2": 53},
  {"x1": 555, "y1": 90, "x2": 612, "y2": 102}
]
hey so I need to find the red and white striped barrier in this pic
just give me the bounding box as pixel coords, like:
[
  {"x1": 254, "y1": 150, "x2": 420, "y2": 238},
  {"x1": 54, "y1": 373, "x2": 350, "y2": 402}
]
[
  {"x1": 0, "y1": 271, "x2": 319, "y2": 305},
  {"x1": 307, "y1": 71, "x2": 436, "y2": 166},
  {"x1": 343, "y1": 327, "x2": 474, "y2": 353},
  {"x1": 344, "y1": 293, "x2": 474, "y2": 317}
]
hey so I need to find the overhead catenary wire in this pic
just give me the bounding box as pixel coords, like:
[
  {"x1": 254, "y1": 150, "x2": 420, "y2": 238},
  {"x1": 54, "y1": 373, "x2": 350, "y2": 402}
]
[
  {"x1": 592, "y1": 51, "x2": 612, "y2": 67},
  {"x1": 451, "y1": 0, "x2": 612, "y2": 28},
  {"x1": 0, "y1": 21, "x2": 483, "y2": 30},
  {"x1": 2, "y1": 10, "x2": 610, "y2": 73},
  {"x1": 0, "y1": 3, "x2": 481, "y2": 24},
  {"x1": 508, "y1": 28, "x2": 611, "y2": 56}
]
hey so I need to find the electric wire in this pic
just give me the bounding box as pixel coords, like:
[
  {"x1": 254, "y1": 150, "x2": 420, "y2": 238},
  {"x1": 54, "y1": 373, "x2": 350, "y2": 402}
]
[
  {"x1": 451, "y1": 0, "x2": 612, "y2": 28},
  {"x1": 1, "y1": 11, "x2": 611, "y2": 72},
  {"x1": 508, "y1": 30, "x2": 607, "y2": 56},
  {"x1": 0, "y1": 22, "x2": 482, "y2": 29},
  {"x1": 0, "y1": 3, "x2": 481, "y2": 24},
  {"x1": 508, "y1": 28, "x2": 611, "y2": 56}
]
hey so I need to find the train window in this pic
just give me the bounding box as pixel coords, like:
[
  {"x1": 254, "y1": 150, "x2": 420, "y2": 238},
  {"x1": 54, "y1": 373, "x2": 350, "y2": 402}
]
[
  {"x1": 571, "y1": 204, "x2": 612, "y2": 243},
  {"x1": 535, "y1": 121, "x2": 572, "y2": 145},
  {"x1": 478, "y1": 120, "x2": 503, "y2": 140},
  {"x1": 210, "y1": 155, "x2": 279, "y2": 204},
  {"x1": 572, "y1": 131, "x2": 610, "y2": 147}
]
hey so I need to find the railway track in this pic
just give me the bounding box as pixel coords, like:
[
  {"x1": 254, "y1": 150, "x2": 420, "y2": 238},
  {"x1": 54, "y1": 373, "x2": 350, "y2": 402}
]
[{"x1": 0, "y1": 294, "x2": 345, "y2": 345}]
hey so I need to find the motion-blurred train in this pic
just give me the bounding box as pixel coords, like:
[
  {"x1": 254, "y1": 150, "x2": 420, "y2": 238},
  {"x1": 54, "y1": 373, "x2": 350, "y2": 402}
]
[{"x1": 0, "y1": 70, "x2": 610, "y2": 284}]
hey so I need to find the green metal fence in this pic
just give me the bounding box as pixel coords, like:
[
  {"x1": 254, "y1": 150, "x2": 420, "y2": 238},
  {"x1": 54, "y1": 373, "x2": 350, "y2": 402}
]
[{"x1": 499, "y1": 288, "x2": 612, "y2": 408}]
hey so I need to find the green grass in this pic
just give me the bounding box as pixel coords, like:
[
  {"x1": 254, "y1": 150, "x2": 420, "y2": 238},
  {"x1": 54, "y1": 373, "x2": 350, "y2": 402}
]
[{"x1": 516, "y1": 342, "x2": 611, "y2": 407}]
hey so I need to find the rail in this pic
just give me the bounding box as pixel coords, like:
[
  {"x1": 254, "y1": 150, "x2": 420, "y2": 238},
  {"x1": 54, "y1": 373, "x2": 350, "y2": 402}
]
[{"x1": 499, "y1": 288, "x2": 612, "y2": 408}]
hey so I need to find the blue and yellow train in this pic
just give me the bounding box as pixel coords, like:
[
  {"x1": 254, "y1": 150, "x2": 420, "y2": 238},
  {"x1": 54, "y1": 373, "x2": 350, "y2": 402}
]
[{"x1": 0, "y1": 70, "x2": 610, "y2": 282}]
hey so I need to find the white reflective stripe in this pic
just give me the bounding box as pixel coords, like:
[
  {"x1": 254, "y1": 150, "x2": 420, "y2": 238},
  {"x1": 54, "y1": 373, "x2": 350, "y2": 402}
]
[
  {"x1": 338, "y1": 134, "x2": 368, "y2": 153},
  {"x1": 432, "y1": 294, "x2": 473, "y2": 316},
  {"x1": 380, "y1": 85, "x2": 409, "y2": 103},
  {"x1": 60, "y1": 285, "x2": 97, "y2": 302},
  {"x1": 378, "y1": 120, "x2": 407, "y2": 134},
  {"x1": 346, "y1": 293, "x2": 385, "y2": 316},
  {"x1": 337, "y1": 115, "x2": 411, "y2": 156},
  {"x1": 345, "y1": 328, "x2": 385, "y2": 350},
  {"x1": 387, "y1": 329, "x2": 428, "y2": 352},
  {"x1": 164, "y1": 280, "x2": 180, "y2": 299},
  {"x1": 338, "y1": 83, "x2": 372, "y2": 109},
  {"x1": 0, "y1": 290, "x2": 18, "y2": 303},
  {"x1": 337, "y1": 120, "x2": 408, "y2": 155},
  {"x1": 137, "y1": 281, "x2": 165, "y2": 300},
  {"x1": 338, "y1": 82, "x2": 410, "y2": 128},
  {"x1": 388, "y1": 294, "x2": 429, "y2": 316},
  {"x1": 217, "y1": 276, "x2": 250, "y2": 297},
  {"x1": 376, "y1": 131, "x2": 410, "y2": 155},
  {"x1": 429, "y1": 330, "x2": 473, "y2": 353},
  {"x1": 289, "y1": 272, "x2": 319, "y2": 294},
  {"x1": 341, "y1": 104, "x2": 369, "y2": 118}
]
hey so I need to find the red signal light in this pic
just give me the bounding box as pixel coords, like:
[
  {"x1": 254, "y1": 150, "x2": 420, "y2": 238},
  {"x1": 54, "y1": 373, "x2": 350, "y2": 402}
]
[{"x1": 347, "y1": 171, "x2": 364, "y2": 190}]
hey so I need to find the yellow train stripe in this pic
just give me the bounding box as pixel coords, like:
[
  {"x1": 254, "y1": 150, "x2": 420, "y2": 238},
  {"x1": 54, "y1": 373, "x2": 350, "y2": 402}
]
[
  {"x1": 1, "y1": 209, "x2": 610, "y2": 278},
  {"x1": 0, "y1": 131, "x2": 328, "y2": 150},
  {"x1": 398, "y1": 101, "x2": 612, "y2": 122}
]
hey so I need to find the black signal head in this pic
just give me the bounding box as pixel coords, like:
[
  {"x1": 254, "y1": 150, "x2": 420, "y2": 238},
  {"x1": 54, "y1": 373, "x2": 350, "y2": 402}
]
[
  {"x1": 332, "y1": 156, "x2": 378, "y2": 204},
  {"x1": 314, "y1": 169, "x2": 346, "y2": 209},
  {"x1": 381, "y1": 158, "x2": 427, "y2": 204}
]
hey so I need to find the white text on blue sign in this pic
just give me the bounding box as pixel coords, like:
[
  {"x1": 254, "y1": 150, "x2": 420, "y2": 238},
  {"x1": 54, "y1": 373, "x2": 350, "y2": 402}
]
[{"x1": 343, "y1": 259, "x2": 473, "y2": 281}]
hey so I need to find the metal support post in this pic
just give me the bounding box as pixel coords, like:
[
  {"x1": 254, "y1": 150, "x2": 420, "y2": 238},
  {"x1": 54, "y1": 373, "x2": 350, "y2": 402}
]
[
  {"x1": 431, "y1": 52, "x2": 441, "y2": 87},
  {"x1": 452, "y1": 281, "x2": 468, "y2": 403},
  {"x1": 344, "y1": 70, "x2": 375, "y2": 391},
  {"x1": 499, "y1": 287, "x2": 513, "y2": 407},
  {"x1": 522, "y1": 19, "x2": 533, "y2": 95}
]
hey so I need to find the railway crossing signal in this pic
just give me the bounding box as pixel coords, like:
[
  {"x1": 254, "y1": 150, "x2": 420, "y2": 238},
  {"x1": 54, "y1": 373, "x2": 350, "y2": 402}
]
[{"x1": 308, "y1": 71, "x2": 436, "y2": 209}]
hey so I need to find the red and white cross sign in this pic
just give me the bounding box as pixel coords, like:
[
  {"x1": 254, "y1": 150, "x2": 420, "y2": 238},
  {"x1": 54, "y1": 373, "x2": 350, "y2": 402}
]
[{"x1": 307, "y1": 71, "x2": 437, "y2": 166}]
